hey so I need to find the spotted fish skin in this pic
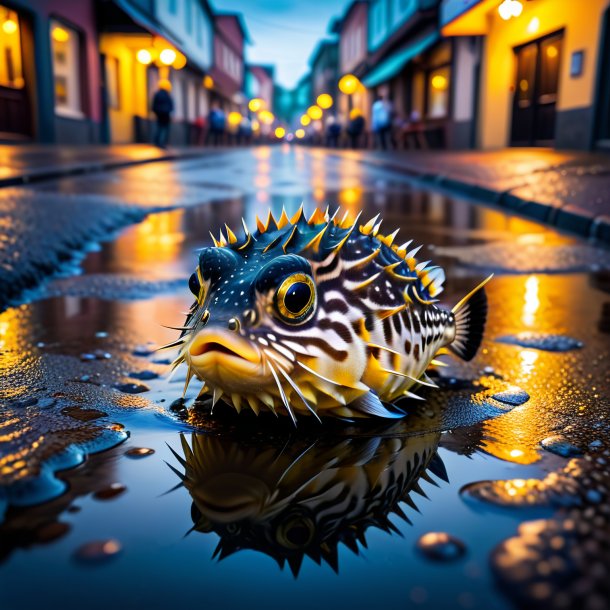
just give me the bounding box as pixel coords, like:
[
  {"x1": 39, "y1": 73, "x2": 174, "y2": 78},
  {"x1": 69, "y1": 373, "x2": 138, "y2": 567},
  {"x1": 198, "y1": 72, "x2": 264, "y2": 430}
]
[{"x1": 172, "y1": 206, "x2": 490, "y2": 421}]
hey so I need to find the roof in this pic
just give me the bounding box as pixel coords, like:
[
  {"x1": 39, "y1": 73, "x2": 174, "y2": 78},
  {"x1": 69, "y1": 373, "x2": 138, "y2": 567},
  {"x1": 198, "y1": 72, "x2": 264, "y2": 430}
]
[
  {"x1": 215, "y1": 11, "x2": 252, "y2": 45},
  {"x1": 308, "y1": 38, "x2": 338, "y2": 68},
  {"x1": 362, "y1": 31, "x2": 438, "y2": 88}
]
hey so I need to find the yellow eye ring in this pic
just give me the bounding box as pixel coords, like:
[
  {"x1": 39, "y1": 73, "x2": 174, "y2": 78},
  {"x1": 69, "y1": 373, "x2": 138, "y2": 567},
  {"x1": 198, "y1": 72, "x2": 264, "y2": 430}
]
[{"x1": 276, "y1": 273, "x2": 316, "y2": 323}]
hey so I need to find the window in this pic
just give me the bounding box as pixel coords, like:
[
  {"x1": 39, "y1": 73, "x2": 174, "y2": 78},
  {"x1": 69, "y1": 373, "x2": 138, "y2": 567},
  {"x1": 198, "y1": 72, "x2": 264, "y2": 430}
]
[
  {"x1": 185, "y1": 0, "x2": 192, "y2": 34},
  {"x1": 426, "y1": 65, "x2": 450, "y2": 118},
  {"x1": 105, "y1": 56, "x2": 120, "y2": 110},
  {"x1": 168, "y1": 0, "x2": 177, "y2": 15},
  {"x1": 50, "y1": 20, "x2": 83, "y2": 117},
  {"x1": 0, "y1": 6, "x2": 24, "y2": 89}
]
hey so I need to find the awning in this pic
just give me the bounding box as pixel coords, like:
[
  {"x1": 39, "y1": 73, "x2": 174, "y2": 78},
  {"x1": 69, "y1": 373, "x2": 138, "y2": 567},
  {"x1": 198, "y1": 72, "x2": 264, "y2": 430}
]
[{"x1": 362, "y1": 31, "x2": 439, "y2": 89}]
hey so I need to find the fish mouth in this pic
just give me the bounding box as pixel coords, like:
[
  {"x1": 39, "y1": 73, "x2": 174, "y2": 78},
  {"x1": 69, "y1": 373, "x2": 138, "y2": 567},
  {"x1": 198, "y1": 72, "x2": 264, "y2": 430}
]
[{"x1": 187, "y1": 329, "x2": 265, "y2": 387}]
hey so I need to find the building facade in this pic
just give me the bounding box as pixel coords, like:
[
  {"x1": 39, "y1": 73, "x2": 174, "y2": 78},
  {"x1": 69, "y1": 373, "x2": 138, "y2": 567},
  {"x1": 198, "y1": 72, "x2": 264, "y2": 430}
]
[
  {"x1": 245, "y1": 64, "x2": 274, "y2": 112},
  {"x1": 336, "y1": 1, "x2": 369, "y2": 122},
  {"x1": 442, "y1": 0, "x2": 610, "y2": 150},
  {"x1": 0, "y1": 0, "x2": 102, "y2": 143},
  {"x1": 209, "y1": 12, "x2": 249, "y2": 112}
]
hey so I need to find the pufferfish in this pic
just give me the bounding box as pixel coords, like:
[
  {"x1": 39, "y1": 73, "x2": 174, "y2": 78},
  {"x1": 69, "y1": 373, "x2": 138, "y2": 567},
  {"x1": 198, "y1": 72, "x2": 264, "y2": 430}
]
[{"x1": 168, "y1": 206, "x2": 491, "y2": 421}]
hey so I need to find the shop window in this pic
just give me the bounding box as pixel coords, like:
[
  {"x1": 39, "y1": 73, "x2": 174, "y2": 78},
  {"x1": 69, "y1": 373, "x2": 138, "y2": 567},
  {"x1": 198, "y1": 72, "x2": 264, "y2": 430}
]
[
  {"x1": 426, "y1": 66, "x2": 450, "y2": 118},
  {"x1": 51, "y1": 20, "x2": 83, "y2": 117},
  {"x1": 105, "y1": 56, "x2": 120, "y2": 110},
  {"x1": 0, "y1": 6, "x2": 24, "y2": 89}
]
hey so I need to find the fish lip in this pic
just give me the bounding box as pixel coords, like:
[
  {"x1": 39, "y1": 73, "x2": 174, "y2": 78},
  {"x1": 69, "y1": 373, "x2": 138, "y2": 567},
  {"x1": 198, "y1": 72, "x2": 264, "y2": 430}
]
[{"x1": 188, "y1": 329, "x2": 262, "y2": 365}]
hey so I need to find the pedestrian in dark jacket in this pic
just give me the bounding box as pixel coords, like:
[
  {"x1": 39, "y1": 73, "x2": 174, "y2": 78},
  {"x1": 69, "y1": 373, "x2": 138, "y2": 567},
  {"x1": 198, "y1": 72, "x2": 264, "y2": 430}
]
[
  {"x1": 152, "y1": 80, "x2": 174, "y2": 148},
  {"x1": 347, "y1": 109, "x2": 365, "y2": 149}
]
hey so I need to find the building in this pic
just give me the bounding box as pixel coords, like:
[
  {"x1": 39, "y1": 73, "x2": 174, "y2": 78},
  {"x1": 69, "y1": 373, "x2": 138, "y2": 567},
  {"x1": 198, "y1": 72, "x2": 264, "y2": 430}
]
[
  {"x1": 359, "y1": 0, "x2": 477, "y2": 148},
  {"x1": 245, "y1": 64, "x2": 275, "y2": 112},
  {"x1": 335, "y1": 1, "x2": 369, "y2": 122},
  {"x1": 98, "y1": 0, "x2": 214, "y2": 145},
  {"x1": 309, "y1": 39, "x2": 339, "y2": 107},
  {"x1": 209, "y1": 12, "x2": 249, "y2": 112},
  {"x1": 0, "y1": 0, "x2": 102, "y2": 143},
  {"x1": 441, "y1": 0, "x2": 610, "y2": 150}
]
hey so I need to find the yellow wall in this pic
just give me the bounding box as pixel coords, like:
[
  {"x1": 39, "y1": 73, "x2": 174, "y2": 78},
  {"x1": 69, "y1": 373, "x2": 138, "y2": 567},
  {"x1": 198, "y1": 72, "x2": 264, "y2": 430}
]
[
  {"x1": 478, "y1": 0, "x2": 610, "y2": 148},
  {"x1": 99, "y1": 34, "x2": 152, "y2": 143}
]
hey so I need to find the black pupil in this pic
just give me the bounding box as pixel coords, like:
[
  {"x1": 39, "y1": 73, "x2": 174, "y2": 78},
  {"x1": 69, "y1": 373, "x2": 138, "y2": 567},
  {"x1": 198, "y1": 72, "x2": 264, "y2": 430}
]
[
  {"x1": 285, "y1": 282, "x2": 311, "y2": 315},
  {"x1": 189, "y1": 273, "x2": 200, "y2": 296}
]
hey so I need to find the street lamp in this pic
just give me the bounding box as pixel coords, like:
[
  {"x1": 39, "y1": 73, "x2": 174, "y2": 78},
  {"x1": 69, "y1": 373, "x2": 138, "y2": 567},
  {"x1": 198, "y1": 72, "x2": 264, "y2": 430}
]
[
  {"x1": 228, "y1": 112, "x2": 242, "y2": 127},
  {"x1": 249, "y1": 98, "x2": 264, "y2": 112},
  {"x1": 307, "y1": 105, "x2": 323, "y2": 120},
  {"x1": 136, "y1": 49, "x2": 153, "y2": 65},
  {"x1": 203, "y1": 75, "x2": 214, "y2": 89},
  {"x1": 295, "y1": 129, "x2": 305, "y2": 139},
  {"x1": 51, "y1": 26, "x2": 70, "y2": 42},
  {"x1": 2, "y1": 19, "x2": 17, "y2": 35},
  {"x1": 317, "y1": 93, "x2": 333, "y2": 109},
  {"x1": 300, "y1": 115, "x2": 311, "y2": 126},
  {"x1": 338, "y1": 74, "x2": 360, "y2": 95},
  {"x1": 274, "y1": 127, "x2": 286, "y2": 138},
  {"x1": 159, "y1": 49, "x2": 177, "y2": 66},
  {"x1": 258, "y1": 110, "x2": 275, "y2": 125}
]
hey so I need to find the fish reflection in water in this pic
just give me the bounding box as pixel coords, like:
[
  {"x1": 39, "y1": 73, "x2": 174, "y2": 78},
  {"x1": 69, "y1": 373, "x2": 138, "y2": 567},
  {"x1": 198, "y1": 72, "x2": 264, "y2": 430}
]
[{"x1": 168, "y1": 425, "x2": 447, "y2": 576}]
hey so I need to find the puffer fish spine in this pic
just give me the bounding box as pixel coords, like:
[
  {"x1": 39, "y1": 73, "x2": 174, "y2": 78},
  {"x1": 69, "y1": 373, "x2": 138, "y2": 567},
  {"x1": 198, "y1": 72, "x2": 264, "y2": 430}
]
[{"x1": 170, "y1": 205, "x2": 491, "y2": 421}]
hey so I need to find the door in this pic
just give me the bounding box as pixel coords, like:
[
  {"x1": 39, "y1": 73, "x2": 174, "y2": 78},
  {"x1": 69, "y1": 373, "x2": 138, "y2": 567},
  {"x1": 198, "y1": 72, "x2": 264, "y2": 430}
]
[
  {"x1": 511, "y1": 32, "x2": 563, "y2": 146},
  {"x1": 594, "y1": 7, "x2": 610, "y2": 149},
  {"x1": 0, "y1": 5, "x2": 31, "y2": 139}
]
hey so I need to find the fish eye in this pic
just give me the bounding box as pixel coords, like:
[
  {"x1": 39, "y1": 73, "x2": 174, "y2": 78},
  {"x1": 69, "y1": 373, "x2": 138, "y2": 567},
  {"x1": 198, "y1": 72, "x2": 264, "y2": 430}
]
[
  {"x1": 189, "y1": 272, "x2": 201, "y2": 297},
  {"x1": 275, "y1": 273, "x2": 316, "y2": 323}
]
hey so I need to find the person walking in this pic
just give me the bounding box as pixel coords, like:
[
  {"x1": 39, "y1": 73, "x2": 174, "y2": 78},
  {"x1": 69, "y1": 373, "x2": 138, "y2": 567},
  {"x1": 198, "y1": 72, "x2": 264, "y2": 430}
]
[
  {"x1": 325, "y1": 115, "x2": 341, "y2": 148},
  {"x1": 206, "y1": 103, "x2": 226, "y2": 146},
  {"x1": 152, "y1": 80, "x2": 174, "y2": 148},
  {"x1": 347, "y1": 108, "x2": 365, "y2": 149},
  {"x1": 372, "y1": 94, "x2": 393, "y2": 150}
]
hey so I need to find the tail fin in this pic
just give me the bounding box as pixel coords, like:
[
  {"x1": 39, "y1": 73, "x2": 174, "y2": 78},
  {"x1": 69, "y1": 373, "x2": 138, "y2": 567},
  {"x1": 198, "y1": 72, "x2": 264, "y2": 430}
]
[{"x1": 449, "y1": 275, "x2": 493, "y2": 361}]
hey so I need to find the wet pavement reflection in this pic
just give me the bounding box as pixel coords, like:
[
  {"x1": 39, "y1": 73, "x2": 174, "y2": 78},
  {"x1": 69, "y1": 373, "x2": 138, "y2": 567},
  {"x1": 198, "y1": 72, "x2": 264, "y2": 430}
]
[{"x1": 0, "y1": 146, "x2": 609, "y2": 610}]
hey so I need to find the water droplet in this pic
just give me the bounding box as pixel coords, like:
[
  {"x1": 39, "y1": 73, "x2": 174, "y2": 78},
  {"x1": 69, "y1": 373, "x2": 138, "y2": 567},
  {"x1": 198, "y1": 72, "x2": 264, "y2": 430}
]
[
  {"x1": 93, "y1": 349, "x2": 112, "y2": 360},
  {"x1": 492, "y1": 386, "x2": 530, "y2": 406},
  {"x1": 540, "y1": 435, "x2": 583, "y2": 458},
  {"x1": 129, "y1": 370, "x2": 159, "y2": 380},
  {"x1": 114, "y1": 382, "x2": 150, "y2": 394},
  {"x1": 125, "y1": 447, "x2": 155, "y2": 458},
  {"x1": 416, "y1": 532, "x2": 466, "y2": 561},
  {"x1": 95, "y1": 331, "x2": 108, "y2": 338},
  {"x1": 80, "y1": 353, "x2": 96, "y2": 362},
  {"x1": 73, "y1": 539, "x2": 122, "y2": 563},
  {"x1": 93, "y1": 483, "x2": 127, "y2": 500}
]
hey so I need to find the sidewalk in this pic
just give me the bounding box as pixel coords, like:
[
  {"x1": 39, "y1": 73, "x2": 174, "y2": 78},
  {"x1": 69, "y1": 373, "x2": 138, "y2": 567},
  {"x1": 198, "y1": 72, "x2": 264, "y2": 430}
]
[
  {"x1": 334, "y1": 147, "x2": 610, "y2": 243},
  {"x1": 0, "y1": 144, "x2": 210, "y2": 186}
]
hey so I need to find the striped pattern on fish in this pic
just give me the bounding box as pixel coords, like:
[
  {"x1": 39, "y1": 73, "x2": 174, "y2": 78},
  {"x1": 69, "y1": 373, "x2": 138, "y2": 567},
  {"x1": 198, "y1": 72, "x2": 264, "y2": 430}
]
[{"x1": 167, "y1": 206, "x2": 491, "y2": 421}]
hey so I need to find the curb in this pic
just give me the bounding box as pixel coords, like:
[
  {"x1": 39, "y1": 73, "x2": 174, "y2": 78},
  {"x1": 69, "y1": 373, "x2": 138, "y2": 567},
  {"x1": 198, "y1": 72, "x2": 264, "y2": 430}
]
[
  {"x1": 0, "y1": 149, "x2": 213, "y2": 188},
  {"x1": 335, "y1": 152, "x2": 610, "y2": 245}
]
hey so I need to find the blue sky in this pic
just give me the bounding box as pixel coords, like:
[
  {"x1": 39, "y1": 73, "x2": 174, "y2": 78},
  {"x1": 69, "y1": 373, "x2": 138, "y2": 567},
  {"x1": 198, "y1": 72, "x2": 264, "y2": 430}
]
[{"x1": 213, "y1": 0, "x2": 350, "y2": 89}]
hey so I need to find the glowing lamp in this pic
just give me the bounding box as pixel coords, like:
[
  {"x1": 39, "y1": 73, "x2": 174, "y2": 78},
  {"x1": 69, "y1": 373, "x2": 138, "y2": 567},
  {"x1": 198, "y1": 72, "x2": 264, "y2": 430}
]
[
  {"x1": 274, "y1": 127, "x2": 286, "y2": 138},
  {"x1": 159, "y1": 49, "x2": 177, "y2": 66},
  {"x1": 295, "y1": 129, "x2": 305, "y2": 139},
  {"x1": 173, "y1": 52, "x2": 187, "y2": 70},
  {"x1": 338, "y1": 74, "x2": 360, "y2": 95},
  {"x1": 249, "y1": 98, "x2": 263, "y2": 112},
  {"x1": 527, "y1": 16, "x2": 540, "y2": 33},
  {"x1": 2, "y1": 19, "x2": 18, "y2": 35},
  {"x1": 431, "y1": 75, "x2": 448, "y2": 91},
  {"x1": 136, "y1": 49, "x2": 153, "y2": 65},
  {"x1": 203, "y1": 75, "x2": 214, "y2": 89},
  {"x1": 316, "y1": 93, "x2": 333, "y2": 109},
  {"x1": 510, "y1": 0, "x2": 523, "y2": 17},
  {"x1": 300, "y1": 115, "x2": 311, "y2": 126},
  {"x1": 307, "y1": 105, "x2": 323, "y2": 120},
  {"x1": 52, "y1": 26, "x2": 70, "y2": 42},
  {"x1": 258, "y1": 110, "x2": 275, "y2": 125},
  {"x1": 252, "y1": 119, "x2": 260, "y2": 131},
  {"x1": 228, "y1": 111, "x2": 242, "y2": 126}
]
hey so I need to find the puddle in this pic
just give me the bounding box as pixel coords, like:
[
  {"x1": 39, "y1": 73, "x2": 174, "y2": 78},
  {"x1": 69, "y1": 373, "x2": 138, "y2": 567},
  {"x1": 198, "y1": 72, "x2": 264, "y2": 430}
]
[{"x1": 1, "y1": 147, "x2": 609, "y2": 610}]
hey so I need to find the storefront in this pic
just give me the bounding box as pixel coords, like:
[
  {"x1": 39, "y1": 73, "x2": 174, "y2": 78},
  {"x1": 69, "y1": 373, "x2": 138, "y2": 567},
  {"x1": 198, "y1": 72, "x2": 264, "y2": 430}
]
[
  {"x1": 442, "y1": 0, "x2": 610, "y2": 150},
  {"x1": 0, "y1": 4, "x2": 32, "y2": 139}
]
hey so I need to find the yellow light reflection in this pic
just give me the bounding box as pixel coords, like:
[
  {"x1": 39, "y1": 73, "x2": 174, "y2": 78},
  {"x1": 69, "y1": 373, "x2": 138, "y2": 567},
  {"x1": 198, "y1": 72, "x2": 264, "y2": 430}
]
[
  {"x1": 52, "y1": 26, "x2": 70, "y2": 42},
  {"x1": 519, "y1": 349, "x2": 538, "y2": 377},
  {"x1": 522, "y1": 276, "x2": 539, "y2": 327}
]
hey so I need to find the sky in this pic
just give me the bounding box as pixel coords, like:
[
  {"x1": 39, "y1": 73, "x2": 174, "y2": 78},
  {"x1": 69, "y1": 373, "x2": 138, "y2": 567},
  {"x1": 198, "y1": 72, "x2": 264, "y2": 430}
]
[{"x1": 212, "y1": 0, "x2": 350, "y2": 89}]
